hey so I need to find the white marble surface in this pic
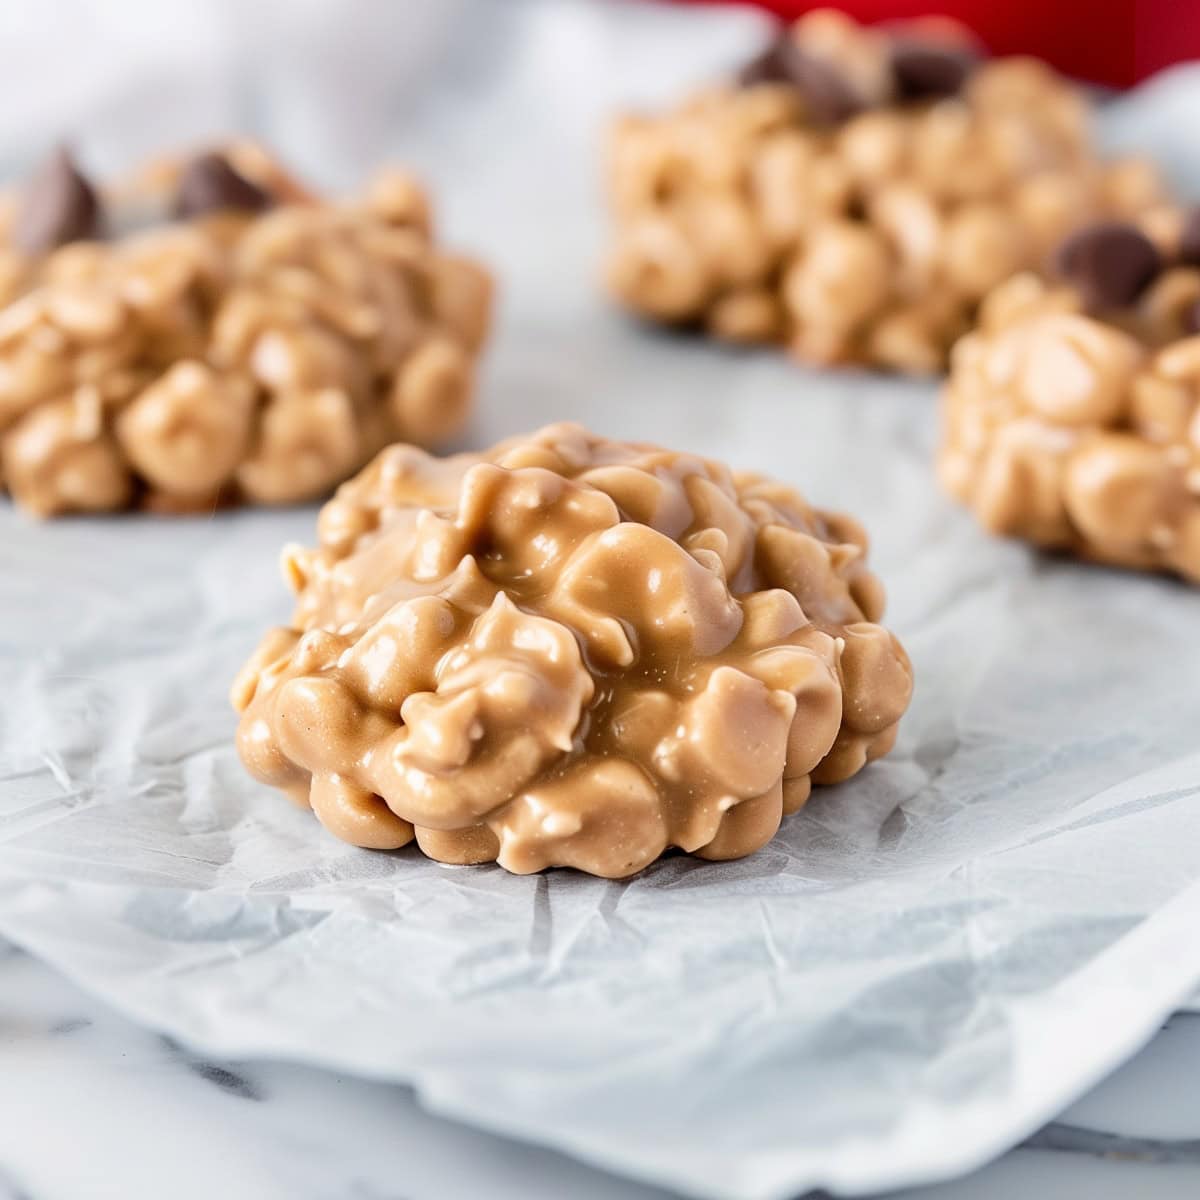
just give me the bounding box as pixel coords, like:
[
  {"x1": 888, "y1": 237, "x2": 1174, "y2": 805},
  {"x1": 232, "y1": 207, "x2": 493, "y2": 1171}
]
[{"x1": 2, "y1": 938, "x2": 1197, "y2": 1200}]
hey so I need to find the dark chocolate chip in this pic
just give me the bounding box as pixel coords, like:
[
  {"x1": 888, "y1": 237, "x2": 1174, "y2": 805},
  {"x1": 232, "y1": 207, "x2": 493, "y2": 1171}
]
[
  {"x1": 737, "y1": 32, "x2": 798, "y2": 88},
  {"x1": 1054, "y1": 221, "x2": 1162, "y2": 311},
  {"x1": 174, "y1": 152, "x2": 272, "y2": 219},
  {"x1": 791, "y1": 50, "x2": 867, "y2": 125},
  {"x1": 1185, "y1": 298, "x2": 1200, "y2": 335},
  {"x1": 11, "y1": 145, "x2": 101, "y2": 254},
  {"x1": 738, "y1": 34, "x2": 864, "y2": 125},
  {"x1": 1178, "y1": 209, "x2": 1200, "y2": 267},
  {"x1": 891, "y1": 40, "x2": 976, "y2": 100}
]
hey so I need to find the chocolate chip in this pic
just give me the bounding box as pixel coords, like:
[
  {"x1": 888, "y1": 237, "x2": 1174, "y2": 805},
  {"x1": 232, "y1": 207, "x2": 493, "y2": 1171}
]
[
  {"x1": 793, "y1": 51, "x2": 868, "y2": 125},
  {"x1": 174, "y1": 153, "x2": 272, "y2": 219},
  {"x1": 11, "y1": 146, "x2": 101, "y2": 254},
  {"x1": 738, "y1": 33, "x2": 864, "y2": 125},
  {"x1": 1177, "y1": 209, "x2": 1200, "y2": 267},
  {"x1": 1185, "y1": 298, "x2": 1200, "y2": 335},
  {"x1": 891, "y1": 40, "x2": 976, "y2": 99},
  {"x1": 737, "y1": 33, "x2": 799, "y2": 88},
  {"x1": 1054, "y1": 222, "x2": 1162, "y2": 311}
]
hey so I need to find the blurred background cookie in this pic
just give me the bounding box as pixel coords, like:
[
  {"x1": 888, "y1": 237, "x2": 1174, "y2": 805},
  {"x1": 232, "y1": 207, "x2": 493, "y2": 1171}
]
[
  {"x1": 0, "y1": 144, "x2": 493, "y2": 517},
  {"x1": 939, "y1": 212, "x2": 1200, "y2": 581},
  {"x1": 605, "y1": 8, "x2": 1170, "y2": 374}
]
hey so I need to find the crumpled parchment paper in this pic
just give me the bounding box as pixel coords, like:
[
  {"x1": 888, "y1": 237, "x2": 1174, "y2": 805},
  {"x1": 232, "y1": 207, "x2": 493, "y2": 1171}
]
[{"x1": 1, "y1": 3, "x2": 1199, "y2": 1198}]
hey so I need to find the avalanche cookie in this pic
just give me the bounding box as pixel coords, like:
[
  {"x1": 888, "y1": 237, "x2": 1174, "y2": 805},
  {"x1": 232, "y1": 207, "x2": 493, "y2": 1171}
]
[
  {"x1": 939, "y1": 216, "x2": 1200, "y2": 582},
  {"x1": 0, "y1": 144, "x2": 492, "y2": 517},
  {"x1": 605, "y1": 9, "x2": 1168, "y2": 373},
  {"x1": 232, "y1": 424, "x2": 913, "y2": 877}
]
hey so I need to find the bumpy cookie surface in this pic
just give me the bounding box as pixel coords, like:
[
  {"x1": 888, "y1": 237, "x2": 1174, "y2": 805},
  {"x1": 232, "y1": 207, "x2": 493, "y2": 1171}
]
[
  {"x1": 0, "y1": 145, "x2": 492, "y2": 517},
  {"x1": 939, "y1": 218, "x2": 1200, "y2": 582},
  {"x1": 232, "y1": 424, "x2": 913, "y2": 877},
  {"x1": 606, "y1": 9, "x2": 1167, "y2": 374}
]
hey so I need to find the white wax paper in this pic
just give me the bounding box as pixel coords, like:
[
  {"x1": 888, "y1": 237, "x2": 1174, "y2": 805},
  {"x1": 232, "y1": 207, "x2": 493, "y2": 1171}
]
[{"x1": 2, "y1": 3, "x2": 1200, "y2": 1197}]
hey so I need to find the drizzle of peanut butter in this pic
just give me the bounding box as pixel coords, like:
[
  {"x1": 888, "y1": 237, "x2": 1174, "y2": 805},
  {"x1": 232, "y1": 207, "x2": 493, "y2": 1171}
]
[{"x1": 232, "y1": 424, "x2": 913, "y2": 877}]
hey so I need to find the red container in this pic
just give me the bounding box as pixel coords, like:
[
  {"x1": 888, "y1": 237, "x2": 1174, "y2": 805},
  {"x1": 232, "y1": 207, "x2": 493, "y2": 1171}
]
[{"x1": 677, "y1": 0, "x2": 1197, "y2": 88}]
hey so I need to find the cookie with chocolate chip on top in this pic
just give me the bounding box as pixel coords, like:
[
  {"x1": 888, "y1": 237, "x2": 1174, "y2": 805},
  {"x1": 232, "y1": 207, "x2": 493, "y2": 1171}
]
[
  {"x1": 605, "y1": 8, "x2": 1169, "y2": 375},
  {"x1": 0, "y1": 143, "x2": 493, "y2": 518},
  {"x1": 939, "y1": 209, "x2": 1200, "y2": 583}
]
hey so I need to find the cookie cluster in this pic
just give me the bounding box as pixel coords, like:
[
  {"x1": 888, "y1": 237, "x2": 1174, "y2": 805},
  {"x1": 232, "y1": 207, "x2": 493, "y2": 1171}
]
[
  {"x1": 940, "y1": 216, "x2": 1200, "y2": 582},
  {"x1": 0, "y1": 146, "x2": 492, "y2": 516},
  {"x1": 606, "y1": 9, "x2": 1165, "y2": 373},
  {"x1": 232, "y1": 424, "x2": 912, "y2": 877}
]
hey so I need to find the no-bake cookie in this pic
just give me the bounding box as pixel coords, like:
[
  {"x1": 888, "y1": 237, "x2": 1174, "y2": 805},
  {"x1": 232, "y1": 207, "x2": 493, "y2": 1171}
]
[
  {"x1": 939, "y1": 217, "x2": 1200, "y2": 582},
  {"x1": 605, "y1": 9, "x2": 1168, "y2": 374},
  {"x1": 232, "y1": 424, "x2": 913, "y2": 877},
  {"x1": 0, "y1": 144, "x2": 492, "y2": 517}
]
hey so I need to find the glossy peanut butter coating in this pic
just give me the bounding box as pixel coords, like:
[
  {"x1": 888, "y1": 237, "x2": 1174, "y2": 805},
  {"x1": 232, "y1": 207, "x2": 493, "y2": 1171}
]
[
  {"x1": 605, "y1": 9, "x2": 1168, "y2": 374},
  {"x1": 232, "y1": 424, "x2": 913, "y2": 877},
  {"x1": 0, "y1": 147, "x2": 492, "y2": 517},
  {"x1": 939, "y1": 271, "x2": 1200, "y2": 582}
]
